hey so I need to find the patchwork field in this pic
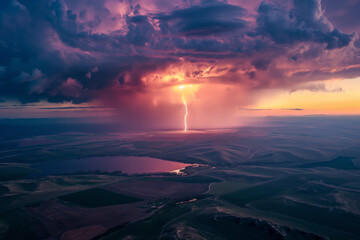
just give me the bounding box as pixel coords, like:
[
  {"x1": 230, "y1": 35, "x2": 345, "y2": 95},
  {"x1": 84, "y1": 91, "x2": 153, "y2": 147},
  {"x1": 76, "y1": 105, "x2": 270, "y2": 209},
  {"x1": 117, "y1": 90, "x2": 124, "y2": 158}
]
[
  {"x1": 59, "y1": 188, "x2": 143, "y2": 208},
  {"x1": 1, "y1": 117, "x2": 360, "y2": 239}
]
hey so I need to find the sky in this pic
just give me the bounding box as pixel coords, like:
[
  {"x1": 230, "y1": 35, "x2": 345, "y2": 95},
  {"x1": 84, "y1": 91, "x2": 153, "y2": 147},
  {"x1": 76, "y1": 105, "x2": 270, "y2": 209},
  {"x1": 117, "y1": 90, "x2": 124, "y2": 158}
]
[{"x1": 0, "y1": 0, "x2": 360, "y2": 130}]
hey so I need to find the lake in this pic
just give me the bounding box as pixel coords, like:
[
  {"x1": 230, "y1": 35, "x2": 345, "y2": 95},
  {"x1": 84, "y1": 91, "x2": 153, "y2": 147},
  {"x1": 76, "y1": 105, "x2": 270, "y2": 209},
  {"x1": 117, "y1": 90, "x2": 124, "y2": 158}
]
[{"x1": 32, "y1": 156, "x2": 191, "y2": 175}]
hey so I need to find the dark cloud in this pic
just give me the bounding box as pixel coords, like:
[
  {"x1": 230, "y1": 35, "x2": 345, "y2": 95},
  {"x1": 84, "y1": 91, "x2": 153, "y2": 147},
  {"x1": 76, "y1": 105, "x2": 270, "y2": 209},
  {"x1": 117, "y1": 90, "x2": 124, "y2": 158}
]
[
  {"x1": 0, "y1": 0, "x2": 359, "y2": 107},
  {"x1": 156, "y1": 3, "x2": 248, "y2": 36},
  {"x1": 355, "y1": 38, "x2": 360, "y2": 49},
  {"x1": 252, "y1": 59, "x2": 271, "y2": 70},
  {"x1": 256, "y1": 0, "x2": 354, "y2": 49},
  {"x1": 322, "y1": 0, "x2": 360, "y2": 33},
  {"x1": 290, "y1": 66, "x2": 360, "y2": 83}
]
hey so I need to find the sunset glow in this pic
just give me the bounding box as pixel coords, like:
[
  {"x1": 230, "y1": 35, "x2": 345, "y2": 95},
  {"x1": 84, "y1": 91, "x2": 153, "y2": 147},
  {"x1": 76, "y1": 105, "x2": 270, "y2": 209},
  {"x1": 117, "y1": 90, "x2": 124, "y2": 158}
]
[{"x1": 0, "y1": 0, "x2": 359, "y2": 129}]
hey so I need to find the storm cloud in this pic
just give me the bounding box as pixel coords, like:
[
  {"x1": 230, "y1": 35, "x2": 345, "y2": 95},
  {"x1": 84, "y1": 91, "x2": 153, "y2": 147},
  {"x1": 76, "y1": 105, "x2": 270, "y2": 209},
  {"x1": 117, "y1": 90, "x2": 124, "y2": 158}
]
[{"x1": 0, "y1": 0, "x2": 359, "y2": 107}]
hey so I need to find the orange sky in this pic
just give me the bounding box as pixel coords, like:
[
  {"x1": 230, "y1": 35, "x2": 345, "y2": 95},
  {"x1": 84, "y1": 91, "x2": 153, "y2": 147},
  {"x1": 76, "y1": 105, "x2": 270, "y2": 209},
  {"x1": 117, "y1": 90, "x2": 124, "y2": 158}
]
[
  {"x1": 252, "y1": 77, "x2": 360, "y2": 115},
  {"x1": 2, "y1": 0, "x2": 360, "y2": 131},
  {"x1": 1, "y1": 76, "x2": 360, "y2": 130}
]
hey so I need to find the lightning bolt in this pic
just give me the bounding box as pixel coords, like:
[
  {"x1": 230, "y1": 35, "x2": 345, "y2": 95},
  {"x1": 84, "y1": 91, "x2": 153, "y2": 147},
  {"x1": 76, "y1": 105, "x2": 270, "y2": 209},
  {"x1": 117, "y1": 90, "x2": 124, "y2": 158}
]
[{"x1": 182, "y1": 95, "x2": 188, "y2": 133}]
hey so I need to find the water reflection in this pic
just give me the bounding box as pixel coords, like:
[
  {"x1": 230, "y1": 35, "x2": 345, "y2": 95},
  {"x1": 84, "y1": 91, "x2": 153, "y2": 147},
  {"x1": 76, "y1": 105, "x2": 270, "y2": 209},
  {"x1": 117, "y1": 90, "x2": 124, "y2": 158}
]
[{"x1": 33, "y1": 156, "x2": 192, "y2": 175}]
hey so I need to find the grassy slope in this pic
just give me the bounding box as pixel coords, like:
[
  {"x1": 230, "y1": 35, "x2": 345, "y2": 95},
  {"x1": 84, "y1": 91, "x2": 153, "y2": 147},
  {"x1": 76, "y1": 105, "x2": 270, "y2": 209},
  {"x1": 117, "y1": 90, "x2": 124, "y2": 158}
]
[
  {"x1": 59, "y1": 188, "x2": 143, "y2": 208},
  {"x1": 101, "y1": 204, "x2": 191, "y2": 240}
]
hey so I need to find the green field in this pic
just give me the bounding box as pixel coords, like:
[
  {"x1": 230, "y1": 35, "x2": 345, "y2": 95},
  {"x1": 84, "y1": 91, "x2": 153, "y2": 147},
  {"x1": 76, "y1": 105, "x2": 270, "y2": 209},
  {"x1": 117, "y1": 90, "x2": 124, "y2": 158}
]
[
  {"x1": 59, "y1": 188, "x2": 143, "y2": 208},
  {"x1": 299, "y1": 156, "x2": 359, "y2": 170},
  {"x1": 1, "y1": 118, "x2": 360, "y2": 239},
  {"x1": 100, "y1": 199, "x2": 326, "y2": 240},
  {"x1": 253, "y1": 197, "x2": 360, "y2": 238},
  {"x1": 0, "y1": 167, "x2": 36, "y2": 181},
  {"x1": 162, "y1": 175, "x2": 222, "y2": 183},
  {"x1": 208, "y1": 181, "x2": 250, "y2": 195},
  {"x1": 102, "y1": 204, "x2": 191, "y2": 239},
  {"x1": 220, "y1": 176, "x2": 304, "y2": 206},
  {"x1": 0, "y1": 210, "x2": 47, "y2": 240}
]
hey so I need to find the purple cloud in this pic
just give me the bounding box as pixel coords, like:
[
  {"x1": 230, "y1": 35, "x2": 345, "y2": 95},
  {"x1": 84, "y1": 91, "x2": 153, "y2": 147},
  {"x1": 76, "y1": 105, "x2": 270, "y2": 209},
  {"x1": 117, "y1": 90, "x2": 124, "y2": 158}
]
[{"x1": 0, "y1": 0, "x2": 358, "y2": 107}]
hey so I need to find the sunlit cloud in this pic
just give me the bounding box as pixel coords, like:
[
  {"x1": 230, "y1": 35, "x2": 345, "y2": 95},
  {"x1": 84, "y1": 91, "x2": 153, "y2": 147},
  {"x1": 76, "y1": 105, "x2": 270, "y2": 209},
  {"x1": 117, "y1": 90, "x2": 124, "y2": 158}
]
[{"x1": 0, "y1": 0, "x2": 360, "y2": 129}]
